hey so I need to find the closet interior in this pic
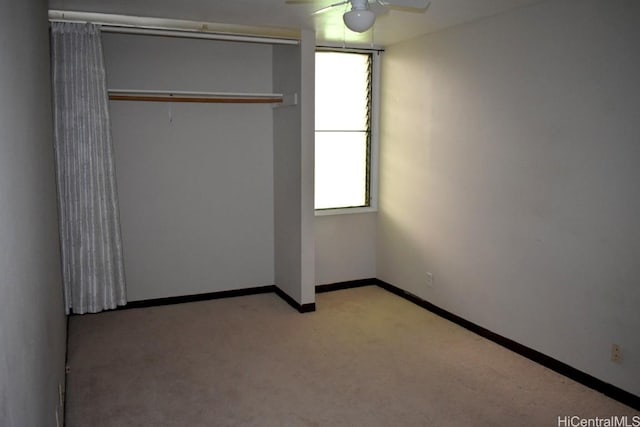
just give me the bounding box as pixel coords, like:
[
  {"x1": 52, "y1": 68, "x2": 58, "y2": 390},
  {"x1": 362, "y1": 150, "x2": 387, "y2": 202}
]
[{"x1": 102, "y1": 29, "x2": 315, "y2": 307}]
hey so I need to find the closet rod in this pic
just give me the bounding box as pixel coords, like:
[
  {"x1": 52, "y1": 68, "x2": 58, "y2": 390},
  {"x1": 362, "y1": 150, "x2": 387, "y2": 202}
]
[{"x1": 108, "y1": 90, "x2": 284, "y2": 104}]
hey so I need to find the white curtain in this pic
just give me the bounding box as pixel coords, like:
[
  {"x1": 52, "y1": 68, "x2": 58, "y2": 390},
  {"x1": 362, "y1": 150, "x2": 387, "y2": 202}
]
[{"x1": 51, "y1": 22, "x2": 126, "y2": 314}]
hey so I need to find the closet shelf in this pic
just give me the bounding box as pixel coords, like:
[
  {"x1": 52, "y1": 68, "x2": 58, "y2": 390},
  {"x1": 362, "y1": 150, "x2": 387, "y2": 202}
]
[{"x1": 108, "y1": 89, "x2": 286, "y2": 104}]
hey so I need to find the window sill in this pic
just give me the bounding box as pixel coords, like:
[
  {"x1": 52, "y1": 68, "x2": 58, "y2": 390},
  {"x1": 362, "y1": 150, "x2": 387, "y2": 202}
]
[{"x1": 315, "y1": 206, "x2": 378, "y2": 216}]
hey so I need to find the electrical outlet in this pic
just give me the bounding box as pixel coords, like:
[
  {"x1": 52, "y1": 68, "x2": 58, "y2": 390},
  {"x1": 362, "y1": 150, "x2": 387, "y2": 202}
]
[
  {"x1": 426, "y1": 272, "x2": 434, "y2": 287},
  {"x1": 611, "y1": 343, "x2": 622, "y2": 363}
]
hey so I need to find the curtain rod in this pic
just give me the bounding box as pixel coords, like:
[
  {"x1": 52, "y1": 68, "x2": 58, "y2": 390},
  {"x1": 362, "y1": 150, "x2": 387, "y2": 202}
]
[
  {"x1": 316, "y1": 44, "x2": 384, "y2": 53},
  {"x1": 101, "y1": 27, "x2": 299, "y2": 45},
  {"x1": 48, "y1": 10, "x2": 300, "y2": 45}
]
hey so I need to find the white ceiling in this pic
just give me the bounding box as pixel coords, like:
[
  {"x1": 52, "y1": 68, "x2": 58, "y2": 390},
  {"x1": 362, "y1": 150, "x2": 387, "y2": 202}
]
[{"x1": 48, "y1": 0, "x2": 547, "y2": 47}]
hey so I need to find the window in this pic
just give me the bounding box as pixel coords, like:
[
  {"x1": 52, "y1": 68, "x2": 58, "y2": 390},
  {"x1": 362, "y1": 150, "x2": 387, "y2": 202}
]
[{"x1": 315, "y1": 50, "x2": 377, "y2": 213}]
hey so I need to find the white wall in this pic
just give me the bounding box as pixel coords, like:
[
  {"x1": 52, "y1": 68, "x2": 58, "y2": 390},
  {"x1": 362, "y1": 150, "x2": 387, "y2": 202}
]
[
  {"x1": 103, "y1": 34, "x2": 275, "y2": 301},
  {"x1": 315, "y1": 213, "x2": 376, "y2": 285},
  {"x1": 379, "y1": 0, "x2": 640, "y2": 395},
  {"x1": 273, "y1": 43, "x2": 302, "y2": 302},
  {"x1": 0, "y1": 0, "x2": 67, "y2": 425},
  {"x1": 272, "y1": 30, "x2": 316, "y2": 305},
  {"x1": 299, "y1": 30, "x2": 316, "y2": 305}
]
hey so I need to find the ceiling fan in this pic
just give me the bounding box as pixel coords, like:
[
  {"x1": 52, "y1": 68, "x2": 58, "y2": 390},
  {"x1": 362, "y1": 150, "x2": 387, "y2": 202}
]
[{"x1": 286, "y1": 0, "x2": 431, "y2": 33}]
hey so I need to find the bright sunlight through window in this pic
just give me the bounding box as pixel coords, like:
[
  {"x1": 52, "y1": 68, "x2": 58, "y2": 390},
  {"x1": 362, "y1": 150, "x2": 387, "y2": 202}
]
[{"x1": 315, "y1": 51, "x2": 372, "y2": 210}]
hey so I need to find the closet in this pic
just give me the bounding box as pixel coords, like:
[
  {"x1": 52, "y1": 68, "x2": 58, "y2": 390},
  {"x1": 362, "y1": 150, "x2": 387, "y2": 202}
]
[{"x1": 102, "y1": 29, "x2": 315, "y2": 307}]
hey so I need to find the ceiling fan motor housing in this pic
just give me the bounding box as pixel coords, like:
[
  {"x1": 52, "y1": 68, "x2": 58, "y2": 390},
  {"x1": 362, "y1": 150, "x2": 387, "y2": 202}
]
[{"x1": 343, "y1": 0, "x2": 375, "y2": 32}]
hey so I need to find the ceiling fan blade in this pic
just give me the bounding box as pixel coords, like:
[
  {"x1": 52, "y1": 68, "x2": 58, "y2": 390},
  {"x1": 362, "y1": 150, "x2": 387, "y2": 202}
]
[
  {"x1": 368, "y1": 2, "x2": 389, "y2": 16},
  {"x1": 312, "y1": 1, "x2": 349, "y2": 15},
  {"x1": 376, "y1": 0, "x2": 430, "y2": 9}
]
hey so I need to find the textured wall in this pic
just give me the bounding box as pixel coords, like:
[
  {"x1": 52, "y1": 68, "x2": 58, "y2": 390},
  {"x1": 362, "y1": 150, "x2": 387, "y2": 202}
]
[
  {"x1": 104, "y1": 34, "x2": 275, "y2": 301},
  {"x1": 0, "y1": 0, "x2": 67, "y2": 425},
  {"x1": 315, "y1": 213, "x2": 376, "y2": 285},
  {"x1": 378, "y1": 0, "x2": 640, "y2": 395},
  {"x1": 272, "y1": 31, "x2": 316, "y2": 306}
]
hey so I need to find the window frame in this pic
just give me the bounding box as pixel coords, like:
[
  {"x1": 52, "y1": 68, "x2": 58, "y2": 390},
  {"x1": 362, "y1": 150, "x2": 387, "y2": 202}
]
[{"x1": 314, "y1": 48, "x2": 381, "y2": 216}]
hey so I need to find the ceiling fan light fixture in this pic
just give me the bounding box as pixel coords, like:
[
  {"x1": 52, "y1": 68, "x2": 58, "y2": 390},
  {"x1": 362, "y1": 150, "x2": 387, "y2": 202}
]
[{"x1": 343, "y1": 9, "x2": 375, "y2": 33}]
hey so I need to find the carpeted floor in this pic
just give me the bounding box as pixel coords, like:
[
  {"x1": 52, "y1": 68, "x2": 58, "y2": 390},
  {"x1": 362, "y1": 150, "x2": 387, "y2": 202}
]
[{"x1": 65, "y1": 286, "x2": 639, "y2": 426}]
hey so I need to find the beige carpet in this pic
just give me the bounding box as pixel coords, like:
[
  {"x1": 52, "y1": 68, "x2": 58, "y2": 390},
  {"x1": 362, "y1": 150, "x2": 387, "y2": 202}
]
[{"x1": 65, "y1": 286, "x2": 638, "y2": 426}]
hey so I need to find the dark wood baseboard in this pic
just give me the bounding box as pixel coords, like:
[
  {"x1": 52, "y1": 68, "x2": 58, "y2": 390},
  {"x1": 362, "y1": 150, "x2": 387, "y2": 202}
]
[
  {"x1": 66, "y1": 277, "x2": 638, "y2": 409},
  {"x1": 63, "y1": 315, "x2": 70, "y2": 425},
  {"x1": 88, "y1": 284, "x2": 317, "y2": 314},
  {"x1": 274, "y1": 286, "x2": 316, "y2": 313},
  {"x1": 374, "y1": 279, "x2": 640, "y2": 411},
  {"x1": 315, "y1": 278, "x2": 377, "y2": 293},
  {"x1": 114, "y1": 285, "x2": 276, "y2": 311}
]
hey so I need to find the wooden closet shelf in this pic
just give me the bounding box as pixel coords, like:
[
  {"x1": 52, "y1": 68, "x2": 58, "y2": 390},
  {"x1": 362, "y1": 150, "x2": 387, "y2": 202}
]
[{"x1": 107, "y1": 90, "x2": 285, "y2": 104}]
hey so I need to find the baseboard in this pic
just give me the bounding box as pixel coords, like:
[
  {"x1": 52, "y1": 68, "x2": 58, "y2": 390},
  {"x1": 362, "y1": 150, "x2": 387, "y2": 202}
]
[
  {"x1": 95, "y1": 280, "x2": 374, "y2": 313},
  {"x1": 80, "y1": 284, "x2": 317, "y2": 314},
  {"x1": 274, "y1": 286, "x2": 316, "y2": 313},
  {"x1": 374, "y1": 279, "x2": 640, "y2": 411},
  {"x1": 116, "y1": 285, "x2": 276, "y2": 310},
  {"x1": 65, "y1": 276, "x2": 638, "y2": 408},
  {"x1": 63, "y1": 315, "x2": 70, "y2": 427},
  {"x1": 315, "y1": 278, "x2": 377, "y2": 293}
]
